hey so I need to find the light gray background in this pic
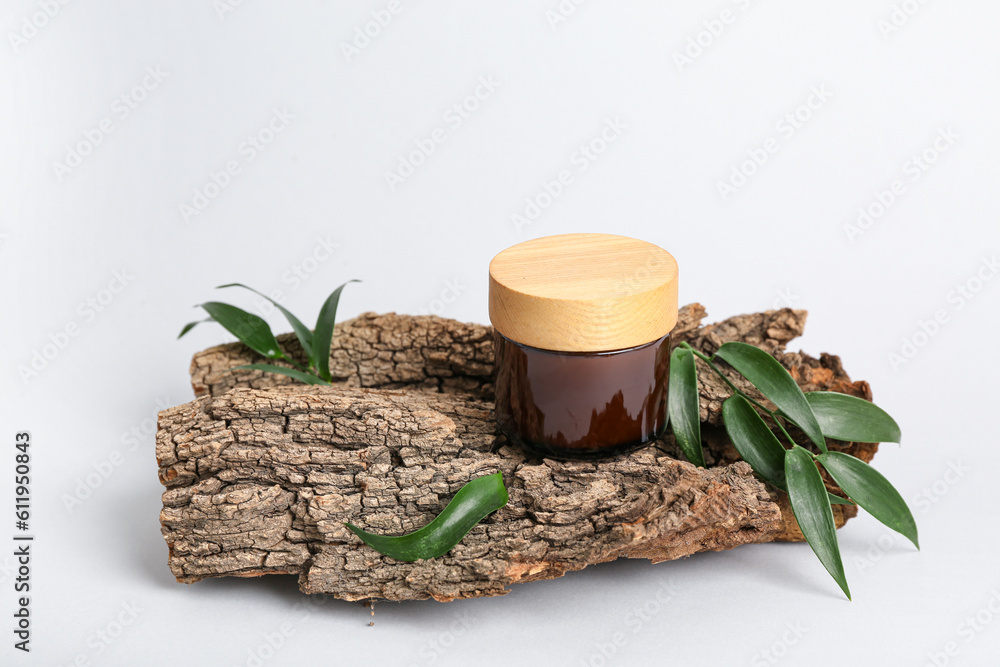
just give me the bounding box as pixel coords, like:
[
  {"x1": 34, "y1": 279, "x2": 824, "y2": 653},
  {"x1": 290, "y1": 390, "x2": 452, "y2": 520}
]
[{"x1": 2, "y1": 1, "x2": 999, "y2": 665}]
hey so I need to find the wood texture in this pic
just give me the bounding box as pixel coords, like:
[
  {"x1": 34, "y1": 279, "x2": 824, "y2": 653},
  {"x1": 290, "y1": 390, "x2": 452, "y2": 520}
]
[
  {"x1": 159, "y1": 304, "x2": 878, "y2": 600},
  {"x1": 488, "y1": 233, "x2": 679, "y2": 351}
]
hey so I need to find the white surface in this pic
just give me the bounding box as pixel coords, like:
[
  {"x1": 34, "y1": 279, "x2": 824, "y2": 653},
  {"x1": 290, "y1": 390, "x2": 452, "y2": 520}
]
[{"x1": 2, "y1": 1, "x2": 999, "y2": 665}]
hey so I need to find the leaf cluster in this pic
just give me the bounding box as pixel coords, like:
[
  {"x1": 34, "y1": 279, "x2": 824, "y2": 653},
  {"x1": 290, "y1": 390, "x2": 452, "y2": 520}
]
[
  {"x1": 668, "y1": 341, "x2": 916, "y2": 599},
  {"x1": 179, "y1": 280, "x2": 359, "y2": 385}
]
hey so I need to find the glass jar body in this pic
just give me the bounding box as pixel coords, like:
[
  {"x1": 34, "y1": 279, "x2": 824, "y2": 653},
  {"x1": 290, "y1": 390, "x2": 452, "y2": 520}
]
[{"x1": 492, "y1": 330, "x2": 671, "y2": 459}]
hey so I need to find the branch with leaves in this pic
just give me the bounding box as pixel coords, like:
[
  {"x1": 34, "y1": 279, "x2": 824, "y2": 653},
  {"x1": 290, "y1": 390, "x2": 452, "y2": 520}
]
[
  {"x1": 667, "y1": 341, "x2": 917, "y2": 599},
  {"x1": 179, "y1": 280, "x2": 359, "y2": 385}
]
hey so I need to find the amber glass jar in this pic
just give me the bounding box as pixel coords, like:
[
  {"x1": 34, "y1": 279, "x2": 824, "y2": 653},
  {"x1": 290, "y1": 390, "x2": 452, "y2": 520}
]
[{"x1": 489, "y1": 233, "x2": 679, "y2": 460}]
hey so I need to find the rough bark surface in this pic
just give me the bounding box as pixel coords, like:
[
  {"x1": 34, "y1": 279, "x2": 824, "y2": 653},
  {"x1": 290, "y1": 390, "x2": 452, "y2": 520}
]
[{"x1": 160, "y1": 305, "x2": 878, "y2": 600}]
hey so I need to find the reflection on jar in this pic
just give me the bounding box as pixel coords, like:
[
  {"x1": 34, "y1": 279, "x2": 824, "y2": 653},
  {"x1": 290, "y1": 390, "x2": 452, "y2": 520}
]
[{"x1": 493, "y1": 330, "x2": 671, "y2": 459}]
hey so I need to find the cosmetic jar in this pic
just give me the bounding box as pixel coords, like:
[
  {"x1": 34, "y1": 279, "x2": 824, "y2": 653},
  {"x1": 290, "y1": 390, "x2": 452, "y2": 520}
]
[{"x1": 489, "y1": 233, "x2": 679, "y2": 459}]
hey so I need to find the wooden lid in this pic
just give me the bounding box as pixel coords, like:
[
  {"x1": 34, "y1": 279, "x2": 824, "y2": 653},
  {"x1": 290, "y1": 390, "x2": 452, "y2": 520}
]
[{"x1": 489, "y1": 233, "x2": 678, "y2": 352}]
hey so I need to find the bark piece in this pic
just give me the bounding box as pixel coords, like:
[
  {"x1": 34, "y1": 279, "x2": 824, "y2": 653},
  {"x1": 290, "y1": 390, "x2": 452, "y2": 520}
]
[
  {"x1": 162, "y1": 305, "x2": 880, "y2": 599},
  {"x1": 158, "y1": 386, "x2": 780, "y2": 601}
]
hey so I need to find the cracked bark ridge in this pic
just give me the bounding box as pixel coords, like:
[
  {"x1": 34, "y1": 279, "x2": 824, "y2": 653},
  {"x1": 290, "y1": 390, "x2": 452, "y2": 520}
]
[
  {"x1": 162, "y1": 304, "x2": 879, "y2": 599},
  {"x1": 189, "y1": 311, "x2": 496, "y2": 399}
]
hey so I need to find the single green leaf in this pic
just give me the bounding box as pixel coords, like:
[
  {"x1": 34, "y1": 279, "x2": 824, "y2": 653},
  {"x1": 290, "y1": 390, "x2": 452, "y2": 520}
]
[
  {"x1": 722, "y1": 395, "x2": 787, "y2": 489},
  {"x1": 785, "y1": 447, "x2": 851, "y2": 599},
  {"x1": 232, "y1": 364, "x2": 331, "y2": 386},
  {"x1": 314, "y1": 280, "x2": 360, "y2": 382},
  {"x1": 217, "y1": 283, "x2": 315, "y2": 364},
  {"x1": 806, "y1": 392, "x2": 901, "y2": 444},
  {"x1": 178, "y1": 317, "x2": 213, "y2": 339},
  {"x1": 818, "y1": 451, "x2": 918, "y2": 548},
  {"x1": 668, "y1": 347, "x2": 704, "y2": 467},
  {"x1": 199, "y1": 302, "x2": 285, "y2": 360},
  {"x1": 346, "y1": 472, "x2": 508, "y2": 561},
  {"x1": 721, "y1": 395, "x2": 852, "y2": 505},
  {"x1": 714, "y1": 342, "x2": 827, "y2": 453}
]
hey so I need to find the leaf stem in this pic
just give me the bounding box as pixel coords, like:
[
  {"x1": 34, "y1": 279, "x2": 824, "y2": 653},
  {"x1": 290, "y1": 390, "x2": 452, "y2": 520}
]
[
  {"x1": 282, "y1": 355, "x2": 309, "y2": 373},
  {"x1": 774, "y1": 419, "x2": 802, "y2": 450}
]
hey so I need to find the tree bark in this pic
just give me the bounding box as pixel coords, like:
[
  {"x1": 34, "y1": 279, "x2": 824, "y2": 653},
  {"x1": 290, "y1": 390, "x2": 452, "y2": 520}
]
[{"x1": 158, "y1": 305, "x2": 878, "y2": 600}]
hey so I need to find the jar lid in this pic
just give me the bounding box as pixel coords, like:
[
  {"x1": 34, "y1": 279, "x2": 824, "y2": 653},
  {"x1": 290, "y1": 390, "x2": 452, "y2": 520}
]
[{"x1": 489, "y1": 233, "x2": 678, "y2": 352}]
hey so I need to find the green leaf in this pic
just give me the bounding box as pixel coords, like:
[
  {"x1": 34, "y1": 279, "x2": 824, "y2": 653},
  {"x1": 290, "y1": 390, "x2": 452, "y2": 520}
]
[
  {"x1": 346, "y1": 472, "x2": 508, "y2": 561},
  {"x1": 668, "y1": 347, "x2": 704, "y2": 467},
  {"x1": 199, "y1": 302, "x2": 285, "y2": 360},
  {"x1": 785, "y1": 447, "x2": 850, "y2": 599},
  {"x1": 232, "y1": 364, "x2": 331, "y2": 386},
  {"x1": 217, "y1": 283, "x2": 314, "y2": 365},
  {"x1": 314, "y1": 280, "x2": 360, "y2": 382},
  {"x1": 714, "y1": 342, "x2": 827, "y2": 453},
  {"x1": 178, "y1": 317, "x2": 213, "y2": 339},
  {"x1": 818, "y1": 451, "x2": 918, "y2": 548},
  {"x1": 722, "y1": 395, "x2": 786, "y2": 489},
  {"x1": 722, "y1": 395, "x2": 852, "y2": 505},
  {"x1": 806, "y1": 392, "x2": 901, "y2": 444}
]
